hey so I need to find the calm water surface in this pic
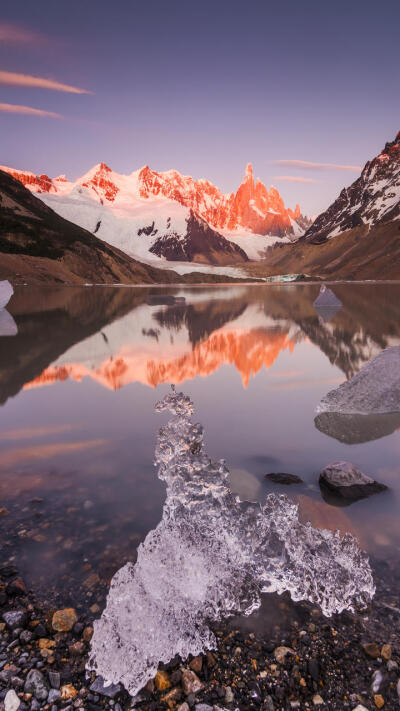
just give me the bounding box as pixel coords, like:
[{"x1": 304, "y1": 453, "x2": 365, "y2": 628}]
[{"x1": 0, "y1": 283, "x2": 399, "y2": 616}]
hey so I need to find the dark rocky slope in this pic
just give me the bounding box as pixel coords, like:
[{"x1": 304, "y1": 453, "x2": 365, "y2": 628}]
[{"x1": 0, "y1": 170, "x2": 180, "y2": 285}]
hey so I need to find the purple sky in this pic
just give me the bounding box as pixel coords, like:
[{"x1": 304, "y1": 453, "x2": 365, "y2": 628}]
[{"x1": 0, "y1": 0, "x2": 399, "y2": 216}]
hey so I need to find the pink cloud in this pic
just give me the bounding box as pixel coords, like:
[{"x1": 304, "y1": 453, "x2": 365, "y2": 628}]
[
  {"x1": 272, "y1": 159, "x2": 361, "y2": 172},
  {"x1": 0, "y1": 22, "x2": 46, "y2": 44},
  {"x1": 0, "y1": 70, "x2": 92, "y2": 94},
  {"x1": 273, "y1": 175, "x2": 318, "y2": 184},
  {"x1": 0, "y1": 102, "x2": 63, "y2": 119}
]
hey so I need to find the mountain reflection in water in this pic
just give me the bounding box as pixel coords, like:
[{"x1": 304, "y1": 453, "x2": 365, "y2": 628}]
[
  {"x1": 0, "y1": 283, "x2": 399, "y2": 610},
  {"x1": 4, "y1": 282, "x2": 398, "y2": 398}
]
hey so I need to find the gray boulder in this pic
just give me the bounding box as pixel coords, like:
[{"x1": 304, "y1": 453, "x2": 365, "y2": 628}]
[{"x1": 317, "y1": 346, "x2": 400, "y2": 416}]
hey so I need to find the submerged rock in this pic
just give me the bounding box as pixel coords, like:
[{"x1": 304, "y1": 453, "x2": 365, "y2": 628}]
[
  {"x1": 317, "y1": 346, "x2": 400, "y2": 416},
  {"x1": 313, "y1": 284, "x2": 342, "y2": 322},
  {"x1": 319, "y1": 462, "x2": 387, "y2": 504},
  {"x1": 265, "y1": 472, "x2": 303, "y2": 485}
]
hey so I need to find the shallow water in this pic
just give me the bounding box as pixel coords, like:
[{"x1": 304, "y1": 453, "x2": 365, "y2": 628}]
[{"x1": 0, "y1": 283, "x2": 399, "y2": 615}]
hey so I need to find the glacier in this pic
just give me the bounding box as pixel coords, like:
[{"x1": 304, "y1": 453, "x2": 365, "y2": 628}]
[{"x1": 88, "y1": 386, "x2": 375, "y2": 697}]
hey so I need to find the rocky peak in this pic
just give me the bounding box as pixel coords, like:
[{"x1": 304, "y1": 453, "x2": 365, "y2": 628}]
[{"x1": 304, "y1": 129, "x2": 400, "y2": 243}]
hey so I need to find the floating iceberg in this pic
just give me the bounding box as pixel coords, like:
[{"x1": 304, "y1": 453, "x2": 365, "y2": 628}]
[
  {"x1": 88, "y1": 387, "x2": 374, "y2": 696},
  {"x1": 317, "y1": 346, "x2": 400, "y2": 416},
  {"x1": 313, "y1": 284, "x2": 342, "y2": 322},
  {"x1": 0, "y1": 281, "x2": 13, "y2": 309}
]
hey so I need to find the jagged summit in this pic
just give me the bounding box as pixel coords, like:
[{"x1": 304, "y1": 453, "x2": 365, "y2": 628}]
[
  {"x1": 304, "y1": 129, "x2": 400, "y2": 243},
  {"x1": 2, "y1": 161, "x2": 307, "y2": 239}
]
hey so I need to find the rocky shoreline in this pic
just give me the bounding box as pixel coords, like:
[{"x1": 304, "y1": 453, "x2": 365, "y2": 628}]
[{"x1": 1, "y1": 557, "x2": 399, "y2": 711}]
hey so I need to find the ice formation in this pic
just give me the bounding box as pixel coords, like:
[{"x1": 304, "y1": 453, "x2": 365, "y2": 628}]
[
  {"x1": 313, "y1": 284, "x2": 342, "y2": 322},
  {"x1": 0, "y1": 281, "x2": 17, "y2": 337},
  {"x1": 317, "y1": 346, "x2": 400, "y2": 415},
  {"x1": 88, "y1": 387, "x2": 375, "y2": 696},
  {"x1": 0, "y1": 281, "x2": 13, "y2": 310}
]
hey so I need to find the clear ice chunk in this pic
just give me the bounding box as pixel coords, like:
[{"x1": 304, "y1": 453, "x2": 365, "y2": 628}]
[
  {"x1": 317, "y1": 346, "x2": 400, "y2": 415},
  {"x1": 88, "y1": 387, "x2": 375, "y2": 697}
]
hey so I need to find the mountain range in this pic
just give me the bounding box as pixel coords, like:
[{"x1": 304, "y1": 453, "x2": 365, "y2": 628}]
[
  {"x1": 1, "y1": 162, "x2": 308, "y2": 266},
  {"x1": 1, "y1": 130, "x2": 399, "y2": 282}
]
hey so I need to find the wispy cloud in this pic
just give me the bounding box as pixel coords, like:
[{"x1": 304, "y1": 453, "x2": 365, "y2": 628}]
[
  {"x1": 0, "y1": 424, "x2": 74, "y2": 441},
  {"x1": 0, "y1": 70, "x2": 92, "y2": 94},
  {"x1": 0, "y1": 22, "x2": 45, "y2": 44},
  {"x1": 273, "y1": 175, "x2": 318, "y2": 184},
  {"x1": 0, "y1": 102, "x2": 63, "y2": 118},
  {"x1": 272, "y1": 159, "x2": 361, "y2": 172}
]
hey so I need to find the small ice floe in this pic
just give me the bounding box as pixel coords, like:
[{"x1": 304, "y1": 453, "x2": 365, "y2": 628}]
[
  {"x1": 319, "y1": 461, "x2": 387, "y2": 506},
  {"x1": 0, "y1": 281, "x2": 17, "y2": 337},
  {"x1": 88, "y1": 387, "x2": 374, "y2": 697},
  {"x1": 315, "y1": 346, "x2": 400, "y2": 442},
  {"x1": 313, "y1": 284, "x2": 342, "y2": 322}
]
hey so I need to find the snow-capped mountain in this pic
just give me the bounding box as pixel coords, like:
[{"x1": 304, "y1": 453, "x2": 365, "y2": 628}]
[
  {"x1": 1, "y1": 162, "x2": 308, "y2": 265},
  {"x1": 304, "y1": 130, "x2": 400, "y2": 243}
]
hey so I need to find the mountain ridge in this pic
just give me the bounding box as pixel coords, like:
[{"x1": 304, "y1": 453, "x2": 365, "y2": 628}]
[{"x1": 1, "y1": 161, "x2": 309, "y2": 241}]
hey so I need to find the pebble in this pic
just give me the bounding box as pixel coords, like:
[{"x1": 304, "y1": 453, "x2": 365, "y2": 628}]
[
  {"x1": 89, "y1": 676, "x2": 121, "y2": 698},
  {"x1": 371, "y1": 670, "x2": 384, "y2": 693},
  {"x1": 374, "y1": 694, "x2": 384, "y2": 709},
  {"x1": 3, "y1": 612, "x2": 26, "y2": 630},
  {"x1": 181, "y1": 669, "x2": 204, "y2": 695},
  {"x1": 313, "y1": 694, "x2": 324, "y2": 706},
  {"x1": 51, "y1": 608, "x2": 78, "y2": 632},
  {"x1": 48, "y1": 670, "x2": 60, "y2": 689},
  {"x1": 60, "y1": 684, "x2": 78, "y2": 700},
  {"x1": 263, "y1": 697, "x2": 275, "y2": 711},
  {"x1": 177, "y1": 704, "x2": 190, "y2": 711},
  {"x1": 387, "y1": 659, "x2": 398, "y2": 672},
  {"x1": 274, "y1": 646, "x2": 294, "y2": 664},
  {"x1": 380, "y1": 644, "x2": 391, "y2": 660},
  {"x1": 24, "y1": 670, "x2": 48, "y2": 701},
  {"x1": 4, "y1": 689, "x2": 21, "y2": 711},
  {"x1": 155, "y1": 670, "x2": 171, "y2": 691},
  {"x1": 189, "y1": 656, "x2": 202, "y2": 673},
  {"x1": 82, "y1": 626, "x2": 93, "y2": 643},
  {"x1": 48, "y1": 689, "x2": 61, "y2": 703},
  {"x1": 224, "y1": 686, "x2": 234, "y2": 703},
  {"x1": 362, "y1": 642, "x2": 380, "y2": 659}
]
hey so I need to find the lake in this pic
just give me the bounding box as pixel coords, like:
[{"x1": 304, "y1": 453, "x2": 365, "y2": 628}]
[{"x1": 0, "y1": 282, "x2": 399, "y2": 634}]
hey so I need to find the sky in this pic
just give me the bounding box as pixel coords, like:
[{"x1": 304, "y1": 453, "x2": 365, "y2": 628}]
[{"x1": 0, "y1": 0, "x2": 399, "y2": 216}]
